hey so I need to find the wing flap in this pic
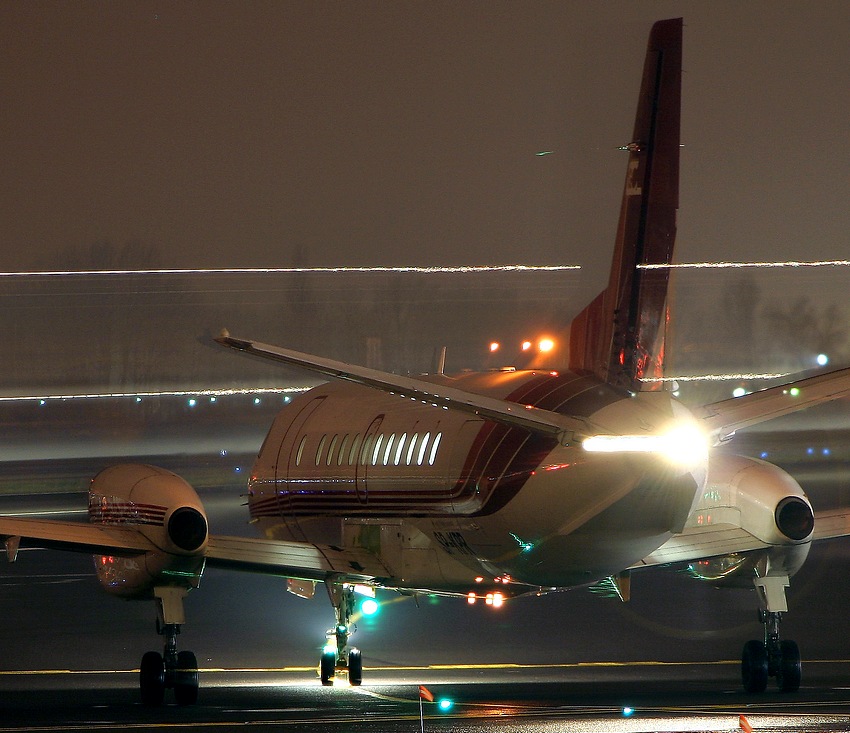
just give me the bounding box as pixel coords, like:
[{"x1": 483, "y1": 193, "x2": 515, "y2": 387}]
[
  {"x1": 205, "y1": 534, "x2": 389, "y2": 583},
  {"x1": 216, "y1": 333, "x2": 590, "y2": 442},
  {"x1": 697, "y1": 366, "x2": 850, "y2": 443},
  {"x1": 630, "y1": 524, "x2": 772, "y2": 569},
  {"x1": 0, "y1": 517, "x2": 157, "y2": 557}
]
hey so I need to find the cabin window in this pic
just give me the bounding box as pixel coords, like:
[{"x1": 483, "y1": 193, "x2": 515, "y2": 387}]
[
  {"x1": 349, "y1": 434, "x2": 362, "y2": 466},
  {"x1": 428, "y1": 432, "x2": 442, "y2": 466},
  {"x1": 295, "y1": 435, "x2": 307, "y2": 467},
  {"x1": 406, "y1": 433, "x2": 418, "y2": 465},
  {"x1": 371, "y1": 434, "x2": 384, "y2": 466},
  {"x1": 417, "y1": 432, "x2": 431, "y2": 466},
  {"x1": 383, "y1": 434, "x2": 395, "y2": 466},
  {"x1": 337, "y1": 434, "x2": 349, "y2": 466},
  {"x1": 326, "y1": 434, "x2": 338, "y2": 466},
  {"x1": 315, "y1": 435, "x2": 327, "y2": 466},
  {"x1": 394, "y1": 433, "x2": 407, "y2": 465}
]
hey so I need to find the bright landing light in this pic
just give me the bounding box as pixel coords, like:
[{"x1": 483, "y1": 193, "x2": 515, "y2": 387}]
[{"x1": 582, "y1": 422, "x2": 709, "y2": 470}]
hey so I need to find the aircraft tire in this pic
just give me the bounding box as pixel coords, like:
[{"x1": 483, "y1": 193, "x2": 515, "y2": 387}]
[
  {"x1": 777, "y1": 640, "x2": 801, "y2": 693},
  {"x1": 174, "y1": 650, "x2": 199, "y2": 705},
  {"x1": 741, "y1": 640, "x2": 768, "y2": 693},
  {"x1": 348, "y1": 649, "x2": 362, "y2": 686},
  {"x1": 320, "y1": 650, "x2": 336, "y2": 686},
  {"x1": 140, "y1": 651, "x2": 166, "y2": 706}
]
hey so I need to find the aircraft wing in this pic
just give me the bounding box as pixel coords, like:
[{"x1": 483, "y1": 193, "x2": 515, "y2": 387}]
[
  {"x1": 0, "y1": 516, "x2": 157, "y2": 558},
  {"x1": 632, "y1": 508, "x2": 850, "y2": 570},
  {"x1": 630, "y1": 525, "x2": 771, "y2": 568},
  {"x1": 0, "y1": 516, "x2": 390, "y2": 584},
  {"x1": 216, "y1": 333, "x2": 591, "y2": 443},
  {"x1": 696, "y1": 366, "x2": 850, "y2": 443},
  {"x1": 205, "y1": 535, "x2": 389, "y2": 583}
]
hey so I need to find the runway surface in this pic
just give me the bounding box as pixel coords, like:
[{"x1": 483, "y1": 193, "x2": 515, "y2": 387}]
[{"x1": 3, "y1": 665, "x2": 850, "y2": 732}]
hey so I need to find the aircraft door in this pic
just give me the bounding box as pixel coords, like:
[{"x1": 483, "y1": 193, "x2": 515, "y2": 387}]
[
  {"x1": 275, "y1": 396, "x2": 326, "y2": 540},
  {"x1": 354, "y1": 415, "x2": 383, "y2": 505}
]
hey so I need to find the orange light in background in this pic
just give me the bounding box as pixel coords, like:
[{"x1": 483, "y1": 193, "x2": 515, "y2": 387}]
[
  {"x1": 467, "y1": 592, "x2": 477, "y2": 605},
  {"x1": 521, "y1": 341, "x2": 532, "y2": 351},
  {"x1": 492, "y1": 592, "x2": 504, "y2": 608},
  {"x1": 489, "y1": 342, "x2": 500, "y2": 353},
  {"x1": 538, "y1": 338, "x2": 555, "y2": 353}
]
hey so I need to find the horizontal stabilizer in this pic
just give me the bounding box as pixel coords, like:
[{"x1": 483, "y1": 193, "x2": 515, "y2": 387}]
[
  {"x1": 216, "y1": 333, "x2": 591, "y2": 443},
  {"x1": 696, "y1": 366, "x2": 850, "y2": 443}
]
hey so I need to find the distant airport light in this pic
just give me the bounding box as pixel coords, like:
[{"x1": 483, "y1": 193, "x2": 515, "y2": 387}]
[
  {"x1": 467, "y1": 592, "x2": 476, "y2": 605},
  {"x1": 438, "y1": 699, "x2": 453, "y2": 711},
  {"x1": 489, "y1": 342, "x2": 500, "y2": 353},
  {"x1": 817, "y1": 353, "x2": 829, "y2": 366},
  {"x1": 622, "y1": 706, "x2": 635, "y2": 717},
  {"x1": 253, "y1": 397, "x2": 261, "y2": 405},
  {"x1": 732, "y1": 387, "x2": 747, "y2": 398},
  {"x1": 187, "y1": 398, "x2": 197, "y2": 407},
  {"x1": 521, "y1": 341, "x2": 533, "y2": 351},
  {"x1": 538, "y1": 338, "x2": 555, "y2": 353},
  {"x1": 0, "y1": 386, "x2": 310, "y2": 404}
]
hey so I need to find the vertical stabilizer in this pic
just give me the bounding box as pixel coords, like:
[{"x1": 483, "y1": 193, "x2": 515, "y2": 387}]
[{"x1": 569, "y1": 18, "x2": 682, "y2": 393}]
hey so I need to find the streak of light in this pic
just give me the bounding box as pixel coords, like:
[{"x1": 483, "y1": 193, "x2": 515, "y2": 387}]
[
  {"x1": 641, "y1": 372, "x2": 792, "y2": 383},
  {"x1": 0, "y1": 509, "x2": 87, "y2": 517},
  {"x1": 0, "y1": 264, "x2": 580, "y2": 278},
  {"x1": 639, "y1": 260, "x2": 850, "y2": 269},
  {"x1": 0, "y1": 386, "x2": 310, "y2": 403}
]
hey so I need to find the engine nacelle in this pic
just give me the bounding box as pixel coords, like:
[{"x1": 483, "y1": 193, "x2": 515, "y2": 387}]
[
  {"x1": 89, "y1": 464, "x2": 208, "y2": 599},
  {"x1": 683, "y1": 453, "x2": 813, "y2": 588}
]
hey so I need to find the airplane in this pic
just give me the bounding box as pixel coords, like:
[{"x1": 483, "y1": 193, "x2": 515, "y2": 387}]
[{"x1": 3, "y1": 17, "x2": 850, "y2": 706}]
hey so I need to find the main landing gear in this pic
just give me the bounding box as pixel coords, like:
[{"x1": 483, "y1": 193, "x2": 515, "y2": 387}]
[
  {"x1": 741, "y1": 575, "x2": 801, "y2": 693},
  {"x1": 320, "y1": 581, "x2": 363, "y2": 686},
  {"x1": 140, "y1": 587, "x2": 199, "y2": 706}
]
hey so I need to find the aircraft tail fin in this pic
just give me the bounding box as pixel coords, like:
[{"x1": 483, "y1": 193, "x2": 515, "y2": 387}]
[{"x1": 568, "y1": 18, "x2": 682, "y2": 393}]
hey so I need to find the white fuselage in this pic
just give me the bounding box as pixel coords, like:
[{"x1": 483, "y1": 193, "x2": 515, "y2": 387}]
[{"x1": 248, "y1": 369, "x2": 706, "y2": 595}]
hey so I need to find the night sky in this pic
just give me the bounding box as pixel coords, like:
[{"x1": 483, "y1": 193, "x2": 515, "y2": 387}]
[{"x1": 2, "y1": 2, "x2": 848, "y2": 279}]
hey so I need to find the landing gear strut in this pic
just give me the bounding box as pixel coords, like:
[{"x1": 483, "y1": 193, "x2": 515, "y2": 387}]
[
  {"x1": 321, "y1": 581, "x2": 363, "y2": 686},
  {"x1": 741, "y1": 575, "x2": 801, "y2": 693},
  {"x1": 140, "y1": 587, "x2": 199, "y2": 706}
]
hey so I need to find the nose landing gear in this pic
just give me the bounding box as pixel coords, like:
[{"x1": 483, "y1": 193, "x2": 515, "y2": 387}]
[{"x1": 320, "y1": 581, "x2": 363, "y2": 686}]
